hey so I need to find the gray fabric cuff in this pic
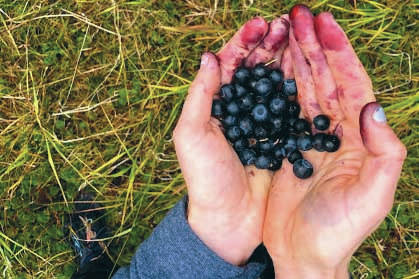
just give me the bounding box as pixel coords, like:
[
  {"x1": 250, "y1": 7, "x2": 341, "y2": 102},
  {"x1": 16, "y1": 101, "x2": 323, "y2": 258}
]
[{"x1": 112, "y1": 196, "x2": 266, "y2": 279}]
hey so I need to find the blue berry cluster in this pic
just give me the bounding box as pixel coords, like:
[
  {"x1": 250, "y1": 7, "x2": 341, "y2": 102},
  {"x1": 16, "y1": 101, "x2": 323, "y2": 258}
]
[{"x1": 211, "y1": 64, "x2": 340, "y2": 179}]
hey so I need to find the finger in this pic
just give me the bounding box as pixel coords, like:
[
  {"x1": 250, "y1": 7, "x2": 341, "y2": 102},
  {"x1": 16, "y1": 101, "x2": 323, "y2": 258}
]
[
  {"x1": 270, "y1": 15, "x2": 289, "y2": 69},
  {"x1": 177, "y1": 53, "x2": 221, "y2": 130},
  {"x1": 280, "y1": 47, "x2": 293, "y2": 79},
  {"x1": 245, "y1": 16, "x2": 290, "y2": 68},
  {"x1": 289, "y1": 28, "x2": 322, "y2": 120},
  {"x1": 356, "y1": 102, "x2": 406, "y2": 216},
  {"x1": 314, "y1": 12, "x2": 375, "y2": 122},
  {"x1": 217, "y1": 17, "x2": 268, "y2": 84},
  {"x1": 289, "y1": 5, "x2": 343, "y2": 121}
]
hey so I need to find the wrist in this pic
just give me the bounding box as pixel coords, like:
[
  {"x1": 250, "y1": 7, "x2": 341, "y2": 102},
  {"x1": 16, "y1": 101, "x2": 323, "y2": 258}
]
[
  {"x1": 273, "y1": 260, "x2": 350, "y2": 279},
  {"x1": 187, "y1": 201, "x2": 261, "y2": 266}
]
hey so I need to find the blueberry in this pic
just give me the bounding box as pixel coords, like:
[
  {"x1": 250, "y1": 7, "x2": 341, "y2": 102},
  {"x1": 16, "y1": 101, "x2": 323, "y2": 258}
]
[
  {"x1": 313, "y1": 114, "x2": 330, "y2": 131},
  {"x1": 287, "y1": 150, "x2": 303, "y2": 164},
  {"x1": 234, "y1": 67, "x2": 251, "y2": 85},
  {"x1": 238, "y1": 95, "x2": 254, "y2": 111},
  {"x1": 270, "y1": 127, "x2": 286, "y2": 138},
  {"x1": 239, "y1": 117, "x2": 254, "y2": 137},
  {"x1": 255, "y1": 78, "x2": 273, "y2": 97},
  {"x1": 226, "y1": 126, "x2": 242, "y2": 141},
  {"x1": 211, "y1": 99, "x2": 225, "y2": 118},
  {"x1": 271, "y1": 117, "x2": 285, "y2": 130},
  {"x1": 235, "y1": 84, "x2": 248, "y2": 98},
  {"x1": 259, "y1": 140, "x2": 275, "y2": 153},
  {"x1": 269, "y1": 97, "x2": 287, "y2": 115},
  {"x1": 252, "y1": 63, "x2": 271, "y2": 79},
  {"x1": 248, "y1": 78, "x2": 257, "y2": 89},
  {"x1": 287, "y1": 101, "x2": 301, "y2": 118},
  {"x1": 233, "y1": 138, "x2": 248, "y2": 150},
  {"x1": 273, "y1": 146, "x2": 286, "y2": 159},
  {"x1": 252, "y1": 104, "x2": 269, "y2": 122},
  {"x1": 219, "y1": 84, "x2": 235, "y2": 102},
  {"x1": 293, "y1": 159, "x2": 313, "y2": 179},
  {"x1": 255, "y1": 155, "x2": 271, "y2": 169},
  {"x1": 283, "y1": 79, "x2": 297, "y2": 96},
  {"x1": 239, "y1": 149, "x2": 256, "y2": 165},
  {"x1": 323, "y1": 135, "x2": 340, "y2": 152},
  {"x1": 269, "y1": 158, "x2": 283, "y2": 171},
  {"x1": 297, "y1": 134, "x2": 313, "y2": 151},
  {"x1": 222, "y1": 115, "x2": 238, "y2": 127},
  {"x1": 294, "y1": 119, "x2": 311, "y2": 133},
  {"x1": 226, "y1": 101, "x2": 240, "y2": 115},
  {"x1": 312, "y1": 133, "x2": 326, "y2": 152},
  {"x1": 269, "y1": 70, "x2": 284, "y2": 86},
  {"x1": 254, "y1": 126, "x2": 268, "y2": 139},
  {"x1": 283, "y1": 135, "x2": 297, "y2": 155},
  {"x1": 287, "y1": 117, "x2": 298, "y2": 133}
]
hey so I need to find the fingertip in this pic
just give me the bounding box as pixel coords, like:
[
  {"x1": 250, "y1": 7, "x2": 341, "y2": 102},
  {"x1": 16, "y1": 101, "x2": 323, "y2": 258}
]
[
  {"x1": 314, "y1": 12, "x2": 347, "y2": 51},
  {"x1": 200, "y1": 52, "x2": 219, "y2": 70},
  {"x1": 289, "y1": 4, "x2": 311, "y2": 21},
  {"x1": 241, "y1": 16, "x2": 269, "y2": 45}
]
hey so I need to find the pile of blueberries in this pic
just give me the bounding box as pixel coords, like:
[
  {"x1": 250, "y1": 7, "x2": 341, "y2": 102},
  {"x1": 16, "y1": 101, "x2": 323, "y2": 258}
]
[{"x1": 211, "y1": 64, "x2": 340, "y2": 179}]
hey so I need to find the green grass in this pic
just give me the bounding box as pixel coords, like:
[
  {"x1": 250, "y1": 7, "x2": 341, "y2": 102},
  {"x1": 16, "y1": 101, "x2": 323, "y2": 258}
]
[{"x1": 0, "y1": 0, "x2": 417, "y2": 278}]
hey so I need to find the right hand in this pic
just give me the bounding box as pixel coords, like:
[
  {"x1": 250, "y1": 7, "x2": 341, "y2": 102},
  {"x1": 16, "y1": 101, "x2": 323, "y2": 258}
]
[
  {"x1": 263, "y1": 5, "x2": 407, "y2": 278},
  {"x1": 173, "y1": 16, "x2": 290, "y2": 265}
]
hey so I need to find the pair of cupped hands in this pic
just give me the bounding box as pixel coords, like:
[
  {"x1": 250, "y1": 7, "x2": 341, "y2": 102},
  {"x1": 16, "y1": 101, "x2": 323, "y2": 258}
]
[{"x1": 173, "y1": 5, "x2": 406, "y2": 278}]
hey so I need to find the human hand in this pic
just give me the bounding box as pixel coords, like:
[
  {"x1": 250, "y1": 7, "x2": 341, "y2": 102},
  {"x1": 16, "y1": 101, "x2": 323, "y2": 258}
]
[
  {"x1": 263, "y1": 5, "x2": 407, "y2": 278},
  {"x1": 173, "y1": 16, "x2": 290, "y2": 265}
]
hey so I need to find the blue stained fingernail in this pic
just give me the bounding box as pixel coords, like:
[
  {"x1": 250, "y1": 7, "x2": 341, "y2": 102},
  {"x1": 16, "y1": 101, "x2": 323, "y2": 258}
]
[{"x1": 372, "y1": 106, "x2": 387, "y2": 123}]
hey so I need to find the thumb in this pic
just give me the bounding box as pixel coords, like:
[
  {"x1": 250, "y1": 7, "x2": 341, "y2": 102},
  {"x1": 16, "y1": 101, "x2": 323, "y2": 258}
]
[
  {"x1": 357, "y1": 102, "x2": 407, "y2": 215},
  {"x1": 360, "y1": 102, "x2": 407, "y2": 158},
  {"x1": 178, "y1": 52, "x2": 221, "y2": 130}
]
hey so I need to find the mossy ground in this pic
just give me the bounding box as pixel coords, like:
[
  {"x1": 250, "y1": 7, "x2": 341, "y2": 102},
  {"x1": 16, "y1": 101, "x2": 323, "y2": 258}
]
[{"x1": 0, "y1": 0, "x2": 417, "y2": 278}]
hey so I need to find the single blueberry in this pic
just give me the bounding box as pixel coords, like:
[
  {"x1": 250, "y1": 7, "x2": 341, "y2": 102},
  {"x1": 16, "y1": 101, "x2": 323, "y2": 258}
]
[
  {"x1": 235, "y1": 84, "x2": 248, "y2": 98},
  {"x1": 254, "y1": 126, "x2": 268, "y2": 139},
  {"x1": 211, "y1": 99, "x2": 225, "y2": 118},
  {"x1": 273, "y1": 146, "x2": 286, "y2": 159},
  {"x1": 283, "y1": 135, "x2": 298, "y2": 155},
  {"x1": 297, "y1": 135, "x2": 313, "y2": 151},
  {"x1": 249, "y1": 79, "x2": 258, "y2": 90},
  {"x1": 226, "y1": 101, "x2": 240, "y2": 115},
  {"x1": 270, "y1": 97, "x2": 287, "y2": 115},
  {"x1": 287, "y1": 101, "x2": 301, "y2": 118},
  {"x1": 233, "y1": 138, "x2": 248, "y2": 150},
  {"x1": 293, "y1": 159, "x2": 313, "y2": 179},
  {"x1": 287, "y1": 117, "x2": 298, "y2": 133},
  {"x1": 222, "y1": 115, "x2": 238, "y2": 127},
  {"x1": 312, "y1": 133, "x2": 326, "y2": 152},
  {"x1": 239, "y1": 149, "x2": 256, "y2": 165},
  {"x1": 238, "y1": 95, "x2": 254, "y2": 111},
  {"x1": 294, "y1": 119, "x2": 311, "y2": 133},
  {"x1": 239, "y1": 117, "x2": 254, "y2": 137},
  {"x1": 269, "y1": 69, "x2": 284, "y2": 86},
  {"x1": 226, "y1": 126, "x2": 242, "y2": 141},
  {"x1": 219, "y1": 84, "x2": 235, "y2": 102},
  {"x1": 287, "y1": 150, "x2": 303, "y2": 164},
  {"x1": 269, "y1": 158, "x2": 283, "y2": 171},
  {"x1": 259, "y1": 140, "x2": 275, "y2": 153},
  {"x1": 283, "y1": 79, "x2": 297, "y2": 96},
  {"x1": 255, "y1": 155, "x2": 271, "y2": 169},
  {"x1": 234, "y1": 67, "x2": 251, "y2": 85},
  {"x1": 252, "y1": 104, "x2": 269, "y2": 122},
  {"x1": 271, "y1": 117, "x2": 285, "y2": 130},
  {"x1": 323, "y1": 135, "x2": 340, "y2": 152},
  {"x1": 255, "y1": 78, "x2": 273, "y2": 97},
  {"x1": 252, "y1": 63, "x2": 271, "y2": 79},
  {"x1": 313, "y1": 114, "x2": 330, "y2": 131}
]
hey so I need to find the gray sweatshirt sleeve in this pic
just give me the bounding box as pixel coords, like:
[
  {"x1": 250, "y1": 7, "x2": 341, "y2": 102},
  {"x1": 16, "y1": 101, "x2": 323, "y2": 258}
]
[{"x1": 112, "y1": 196, "x2": 266, "y2": 279}]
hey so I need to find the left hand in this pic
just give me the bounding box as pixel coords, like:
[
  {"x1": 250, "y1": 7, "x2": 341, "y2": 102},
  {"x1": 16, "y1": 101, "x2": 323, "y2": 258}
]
[{"x1": 173, "y1": 16, "x2": 289, "y2": 265}]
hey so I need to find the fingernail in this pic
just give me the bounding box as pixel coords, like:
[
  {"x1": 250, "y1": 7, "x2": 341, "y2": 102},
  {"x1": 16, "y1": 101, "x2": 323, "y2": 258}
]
[
  {"x1": 201, "y1": 53, "x2": 209, "y2": 66},
  {"x1": 372, "y1": 105, "x2": 387, "y2": 123}
]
